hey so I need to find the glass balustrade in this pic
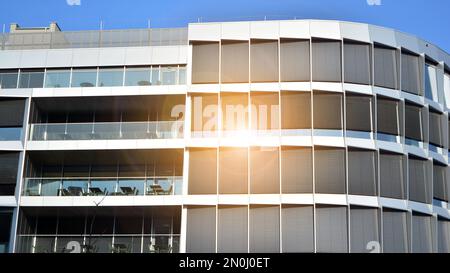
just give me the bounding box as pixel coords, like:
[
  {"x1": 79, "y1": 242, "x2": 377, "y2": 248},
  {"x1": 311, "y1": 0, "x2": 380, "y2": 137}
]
[
  {"x1": 23, "y1": 176, "x2": 182, "y2": 196},
  {"x1": 29, "y1": 121, "x2": 184, "y2": 141}
]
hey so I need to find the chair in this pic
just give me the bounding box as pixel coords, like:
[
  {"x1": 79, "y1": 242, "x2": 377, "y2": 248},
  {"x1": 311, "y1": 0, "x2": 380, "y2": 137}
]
[
  {"x1": 58, "y1": 188, "x2": 70, "y2": 196},
  {"x1": 163, "y1": 185, "x2": 173, "y2": 195},
  {"x1": 112, "y1": 243, "x2": 129, "y2": 253},
  {"x1": 67, "y1": 186, "x2": 83, "y2": 196}
]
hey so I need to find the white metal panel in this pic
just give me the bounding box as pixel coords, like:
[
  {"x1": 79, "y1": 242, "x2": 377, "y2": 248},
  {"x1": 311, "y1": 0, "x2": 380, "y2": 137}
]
[
  {"x1": 250, "y1": 21, "x2": 279, "y2": 39},
  {"x1": 348, "y1": 195, "x2": 379, "y2": 207},
  {"x1": 217, "y1": 194, "x2": 249, "y2": 205},
  {"x1": 182, "y1": 194, "x2": 218, "y2": 205},
  {"x1": 280, "y1": 194, "x2": 314, "y2": 204},
  {"x1": 98, "y1": 47, "x2": 126, "y2": 66},
  {"x1": 0, "y1": 196, "x2": 17, "y2": 207},
  {"x1": 249, "y1": 194, "x2": 280, "y2": 204},
  {"x1": 310, "y1": 20, "x2": 341, "y2": 40},
  {"x1": 45, "y1": 49, "x2": 73, "y2": 67},
  {"x1": 395, "y1": 31, "x2": 420, "y2": 54},
  {"x1": 279, "y1": 20, "x2": 310, "y2": 39},
  {"x1": 151, "y1": 46, "x2": 180, "y2": 64},
  {"x1": 220, "y1": 22, "x2": 251, "y2": 40},
  {"x1": 311, "y1": 82, "x2": 342, "y2": 92},
  {"x1": 0, "y1": 142, "x2": 23, "y2": 151},
  {"x1": 125, "y1": 47, "x2": 152, "y2": 65},
  {"x1": 71, "y1": 48, "x2": 99, "y2": 67},
  {"x1": 380, "y1": 197, "x2": 408, "y2": 210},
  {"x1": 340, "y1": 22, "x2": 370, "y2": 43},
  {"x1": 408, "y1": 201, "x2": 433, "y2": 215},
  {"x1": 19, "y1": 50, "x2": 47, "y2": 68},
  {"x1": 0, "y1": 50, "x2": 21, "y2": 68},
  {"x1": 314, "y1": 194, "x2": 347, "y2": 205},
  {"x1": 369, "y1": 25, "x2": 397, "y2": 47},
  {"x1": 279, "y1": 82, "x2": 311, "y2": 91},
  {"x1": 188, "y1": 23, "x2": 221, "y2": 41},
  {"x1": 343, "y1": 83, "x2": 373, "y2": 95},
  {"x1": 220, "y1": 83, "x2": 251, "y2": 93}
]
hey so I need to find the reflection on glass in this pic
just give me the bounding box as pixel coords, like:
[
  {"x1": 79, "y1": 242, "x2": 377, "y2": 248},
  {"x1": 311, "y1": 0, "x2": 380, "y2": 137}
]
[
  {"x1": 90, "y1": 179, "x2": 117, "y2": 196},
  {"x1": 85, "y1": 236, "x2": 112, "y2": 253},
  {"x1": 178, "y1": 67, "x2": 186, "y2": 85},
  {"x1": 0, "y1": 127, "x2": 22, "y2": 141},
  {"x1": 0, "y1": 72, "x2": 19, "y2": 88},
  {"x1": 19, "y1": 71, "x2": 45, "y2": 88},
  {"x1": 117, "y1": 179, "x2": 144, "y2": 195},
  {"x1": 24, "y1": 179, "x2": 40, "y2": 196},
  {"x1": 93, "y1": 123, "x2": 121, "y2": 139},
  {"x1": 41, "y1": 179, "x2": 60, "y2": 196},
  {"x1": 34, "y1": 237, "x2": 55, "y2": 253},
  {"x1": 97, "y1": 68, "x2": 124, "y2": 87},
  {"x1": 44, "y1": 124, "x2": 66, "y2": 140},
  {"x1": 61, "y1": 180, "x2": 88, "y2": 196},
  {"x1": 45, "y1": 70, "x2": 71, "y2": 88},
  {"x1": 66, "y1": 123, "x2": 93, "y2": 140},
  {"x1": 56, "y1": 236, "x2": 84, "y2": 253},
  {"x1": 143, "y1": 236, "x2": 174, "y2": 253},
  {"x1": 151, "y1": 67, "x2": 160, "y2": 85},
  {"x1": 112, "y1": 236, "x2": 142, "y2": 253},
  {"x1": 121, "y1": 123, "x2": 148, "y2": 139},
  {"x1": 161, "y1": 66, "x2": 177, "y2": 85},
  {"x1": 125, "y1": 67, "x2": 151, "y2": 86},
  {"x1": 71, "y1": 69, "x2": 97, "y2": 87}
]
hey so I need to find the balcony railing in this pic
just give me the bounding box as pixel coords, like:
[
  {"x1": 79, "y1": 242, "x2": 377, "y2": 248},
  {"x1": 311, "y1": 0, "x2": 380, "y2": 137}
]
[
  {"x1": 29, "y1": 121, "x2": 184, "y2": 141},
  {"x1": 23, "y1": 176, "x2": 183, "y2": 196}
]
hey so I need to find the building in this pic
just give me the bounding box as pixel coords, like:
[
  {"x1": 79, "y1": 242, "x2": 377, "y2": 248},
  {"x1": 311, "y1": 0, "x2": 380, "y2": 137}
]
[{"x1": 0, "y1": 19, "x2": 449, "y2": 253}]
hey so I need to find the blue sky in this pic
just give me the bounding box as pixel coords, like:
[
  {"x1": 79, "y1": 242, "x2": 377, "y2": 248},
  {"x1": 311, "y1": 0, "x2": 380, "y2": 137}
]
[{"x1": 0, "y1": 0, "x2": 449, "y2": 52}]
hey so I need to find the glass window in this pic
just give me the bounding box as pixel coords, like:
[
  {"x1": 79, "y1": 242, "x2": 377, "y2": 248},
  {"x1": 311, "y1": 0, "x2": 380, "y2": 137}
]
[
  {"x1": 438, "y1": 219, "x2": 450, "y2": 253},
  {"x1": 405, "y1": 102, "x2": 423, "y2": 142},
  {"x1": 124, "y1": 67, "x2": 151, "y2": 86},
  {"x1": 186, "y1": 206, "x2": 216, "y2": 253},
  {"x1": 151, "y1": 66, "x2": 161, "y2": 85},
  {"x1": 250, "y1": 39, "x2": 279, "y2": 82},
  {"x1": 178, "y1": 66, "x2": 186, "y2": 85},
  {"x1": 221, "y1": 93, "x2": 248, "y2": 133},
  {"x1": 192, "y1": 42, "x2": 220, "y2": 84},
  {"x1": 425, "y1": 61, "x2": 438, "y2": 101},
  {"x1": 0, "y1": 98, "x2": 25, "y2": 127},
  {"x1": 344, "y1": 42, "x2": 371, "y2": 85},
  {"x1": 188, "y1": 148, "x2": 217, "y2": 194},
  {"x1": 19, "y1": 70, "x2": 44, "y2": 88},
  {"x1": 44, "y1": 69, "x2": 71, "y2": 88},
  {"x1": 444, "y1": 71, "x2": 450, "y2": 109},
  {"x1": 314, "y1": 147, "x2": 346, "y2": 194},
  {"x1": 433, "y1": 162, "x2": 448, "y2": 202},
  {"x1": 348, "y1": 149, "x2": 377, "y2": 196},
  {"x1": 217, "y1": 206, "x2": 248, "y2": 253},
  {"x1": 401, "y1": 51, "x2": 421, "y2": 95},
  {"x1": 219, "y1": 148, "x2": 248, "y2": 194},
  {"x1": 281, "y1": 147, "x2": 312, "y2": 193},
  {"x1": 346, "y1": 94, "x2": 372, "y2": 132},
  {"x1": 312, "y1": 40, "x2": 342, "y2": 82},
  {"x1": 382, "y1": 209, "x2": 409, "y2": 253},
  {"x1": 97, "y1": 68, "x2": 124, "y2": 87},
  {"x1": 429, "y1": 110, "x2": 444, "y2": 148},
  {"x1": 0, "y1": 152, "x2": 20, "y2": 195},
  {"x1": 379, "y1": 151, "x2": 406, "y2": 199},
  {"x1": 280, "y1": 39, "x2": 310, "y2": 82},
  {"x1": 250, "y1": 147, "x2": 280, "y2": 194},
  {"x1": 412, "y1": 213, "x2": 433, "y2": 253},
  {"x1": 313, "y1": 92, "x2": 343, "y2": 130},
  {"x1": 316, "y1": 206, "x2": 348, "y2": 253},
  {"x1": 350, "y1": 207, "x2": 380, "y2": 253},
  {"x1": 250, "y1": 92, "x2": 279, "y2": 131},
  {"x1": 249, "y1": 206, "x2": 280, "y2": 253},
  {"x1": 374, "y1": 45, "x2": 398, "y2": 89},
  {"x1": 377, "y1": 97, "x2": 400, "y2": 136},
  {"x1": 0, "y1": 70, "x2": 19, "y2": 89},
  {"x1": 161, "y1": 66, "x2": 177, "y2": 85},
  {"x1": 191, "y1": 93, "x2": 218, "y2": 136},
  {"x1": 71, "y1": 69, "x2": 97, "y2": 87},
  {"x1": 280, "y1": 91, "x2": 311, "y2": 130},
  {"x1": 282, "y1": 205, "x2": 314, "y2": 253},
  {"x1": 409, "y1": 156, "x2": 431, "y2": 204},
  {"x1": 221, "y1": 40, "x2": 249, "y2": 83}
]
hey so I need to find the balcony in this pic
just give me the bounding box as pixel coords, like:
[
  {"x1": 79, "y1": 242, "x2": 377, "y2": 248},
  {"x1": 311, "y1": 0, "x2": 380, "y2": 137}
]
[
  {"x1": 29, "y1": 121, "x2": 184, "y2": 141},
  {"x1": 23, "y1": 176, "x2": 182, "y2": 196}
]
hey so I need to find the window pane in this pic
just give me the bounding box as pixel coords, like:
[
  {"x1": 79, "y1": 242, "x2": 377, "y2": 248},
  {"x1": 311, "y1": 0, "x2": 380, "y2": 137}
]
[
  {"x1": 0, "y1": 98, "x2": 25, "y2": 127},
  {"x1": 124, "y1": 67, "x2": 151, "y2": 86},
  {"x1": 280, "y1": 39, "x2": 310, "y2": 82},
  {"x1": 409, "y1": 157, "x2": 431, "y2": 204},
  {"x1": 44, "y1": 70, "x2": 71, "y2": 88},
  {"x1": 429, "y1": 111, "x2": 443, "y2": 147},
  {"x1": 346, "y1": 94, "x2": 372, "y2": 132},
  {"x1": 316, "y1": 206, "x2": 348, "y2": 253},
  {"x1": 382, "y1": 209, "x2": 409, "y2": 253},
  {"x1": 192, "y1": 42, "x2": 219, "y2": 84},
  {"x1": 188, "y1": 148, "x2": 217, "y2": 194},
  {"x1": 250, "y1": 40, "x2": 278, "y2": 82},
  {"x1": 221, "y1": 41, "x2": 249, "y2": 83},
  {"x1": 221, "y1": 93, "x2": 248, "y2": 132},
  {"x1": 0, "y1": 71, "x2": 19, "y2": 88},
  {"x1": 374, "y1": 46, "x2": 398, "y2": 89},
  {"x1": 250, "y1": 147, "x2": 279, "y2": 194},
  {"x1": 186, "y1": 206, "x2": 216, "y2": 253},
  {"x1": 401, "y1": 52, "x2": 421, "y2": 95},
  {"x1": 433, "y1": 163, "x2": 448, "y2": 202},
  {"x1": 161, "y1": 66, "x2": 177, "y2": 85},
  {"x1": 344, "y1": 42, "x2": 371, "y2": 85},
  {"x1": 0, "y1": 152, "x2": 20, "y2": 195},
  {"x1": 348, "y1": 149, "x2": 377, "y2": 196},
  {"x1": 98, "y1": 68, "x2": 123, "y2": 87},
  {"x1": 219, "y1": 148, "x2": 248, "y2": 194},
  {"x1": 312, "y1": 40, "x2": 341, "y2": 82},
  {"x1": 250, "y1": 92, "x2": 279, "y2": 131},
  {"x1": 217, "y1": 206, "x2": 248, "y2": 253},
  {"x1": 350, "y1": 207, "x2": 380, "y2": 253},
  {"x1": 380, "y1": 152, "x2": 406, "y2": 199},
  {"x1": 249, "y1": 206, "x2": 280, "y2": 253},
  {"x1": 438, "y1": 219, "x2": 450, "y2": 253},
  {"x1": 281, "y1": 147, "x2": 312, "y2": 193},
  {"x1": 71, "y1": 69, "x2": 97, "y2": 87},
  {"x1": 377, "y1": 97, "x2": 400, "y2": 136},
  {"x1": 425, "y1": 63, "x2": 438, "y2": 101},
  {"x1": 280, "y1": 91, "x2": 311, "y2": 130},
  {"x1": 178, "y1": 66, "x2": 186, "y2": 84},
  {"x1": 19, "y1": 71, "x2": 44, "y2": 88},
  {"x1": 314, "y1": 148, "x2": 346, "y2": 194},
  {"x1": 151, "y1": 66, "x2": 161, "y2": 85},
  {"x1": 412, "y1": 213, "x2": 433, "y2": 253},
  {"x1": 444, "y1": 73, "x2": 450, "y2": 109},
  {"x1": 282, "y1": 206, "x2": 314, "y2": 253},
  {"x1": 313, "y1": 92, "x2": 343, "y2": 130},
  {"x1": 191, "y1": 93, "x2": 218, "y2": 135},
  {"x1": 405, "y1": 103, "x2": 423, "y2": 141}
]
